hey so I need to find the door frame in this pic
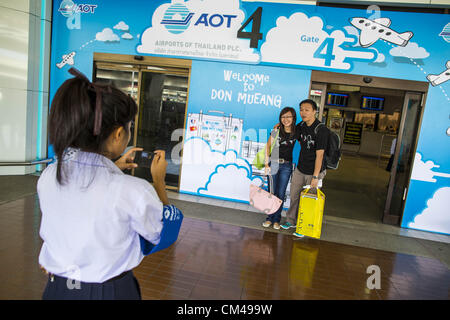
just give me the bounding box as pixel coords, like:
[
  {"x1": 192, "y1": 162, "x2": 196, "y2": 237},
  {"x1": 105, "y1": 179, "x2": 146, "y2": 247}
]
[
  {"x1": 93, "y1": 53, "x2": 192, "y2": 191},
  {"x1": 138, "y1": 68, "x2": 191, "y2": 190},
  {"x1": 383, "y1": 92, "x2": 426, "y2": 225},
  {"x1": 308, "y1": 82, "x2": 327, "y2": 122},
  {"x1": 310, "y1": 71, "x2": 429, "y2": 225}
]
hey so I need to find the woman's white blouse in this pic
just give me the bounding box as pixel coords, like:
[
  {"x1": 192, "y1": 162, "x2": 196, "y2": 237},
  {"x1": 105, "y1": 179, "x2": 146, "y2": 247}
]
[{"x1": 38, "y1": 149, "x2": 163, "y2": 283}]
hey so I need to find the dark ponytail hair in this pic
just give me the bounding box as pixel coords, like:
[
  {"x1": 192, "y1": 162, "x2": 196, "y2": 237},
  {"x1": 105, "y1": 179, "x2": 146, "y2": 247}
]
[
  {"x1": 279, "y1": 107, "x2": 297, "y2": 138},
  {"x1": 49, "y1": 68, "x2": 137, "y2": 184}
]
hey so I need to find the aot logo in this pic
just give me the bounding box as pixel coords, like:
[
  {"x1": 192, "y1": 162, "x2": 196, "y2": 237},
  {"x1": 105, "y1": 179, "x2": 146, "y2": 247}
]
[
  {"x1": 58, "y1": 0, "x2": 97, "y2": 17},
  {"x1": 161, "y1": 2, "x2": 194, "y2": 34},
  {"x1": 161, "y1": 2, "x2": 237, "y2": 35},
  {"x1": 59, "y1": 0, "x2": 76, "y2": 17}
]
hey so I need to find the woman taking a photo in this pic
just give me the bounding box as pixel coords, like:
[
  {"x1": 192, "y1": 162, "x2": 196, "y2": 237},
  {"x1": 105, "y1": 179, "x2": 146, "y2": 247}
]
[{"x1": 38, "y1": 68, "x2": 168, "y2": 300}]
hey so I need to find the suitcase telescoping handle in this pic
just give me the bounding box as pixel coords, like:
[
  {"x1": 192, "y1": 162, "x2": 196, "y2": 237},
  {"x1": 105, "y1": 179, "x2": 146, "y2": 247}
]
[
  {"x1": 199, "y1": 110, "x2": 233, "y2": 121},
  {"x1": 204, "y1": 110, "x2": 233, "y2": 121},
  {"x1": 207, "y1": 110, "x2": 225, "y2": 115},
  {"x1": 198, "y1": 110, "x2": 231, "y2": 124},
  {"x1": 197, "y1": 110, "x2": 226, "y2": 120}
]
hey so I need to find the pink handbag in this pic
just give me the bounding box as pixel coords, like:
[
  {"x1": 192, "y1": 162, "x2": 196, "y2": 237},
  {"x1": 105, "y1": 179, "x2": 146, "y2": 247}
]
[{"x1": 249, "y1": 178, "x2": 282, "y2": 214}]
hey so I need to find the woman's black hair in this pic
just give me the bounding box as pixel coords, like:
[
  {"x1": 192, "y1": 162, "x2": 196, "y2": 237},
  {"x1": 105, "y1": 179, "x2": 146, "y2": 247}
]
[
  {"x1": 279, "y1": 107, "x2": 297, "y2": 138},
  {"x1": 49, "y1": 68, "x2": 138, "y2": 184}
]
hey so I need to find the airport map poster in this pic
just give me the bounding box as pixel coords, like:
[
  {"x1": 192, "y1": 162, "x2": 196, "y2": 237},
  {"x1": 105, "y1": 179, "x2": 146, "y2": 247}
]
[{"x1": 50, "y1": 0, "x2": 450, "y2": 234}]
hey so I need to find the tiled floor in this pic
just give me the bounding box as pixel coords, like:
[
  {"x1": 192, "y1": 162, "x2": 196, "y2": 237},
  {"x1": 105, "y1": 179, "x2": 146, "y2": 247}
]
[{"x1": 0, "y1": 194, "x2": 449, "y2": 300}]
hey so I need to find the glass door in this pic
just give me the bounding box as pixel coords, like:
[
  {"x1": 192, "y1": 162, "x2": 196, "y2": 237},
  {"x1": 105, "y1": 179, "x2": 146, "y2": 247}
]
[
  {"x1": 383, "y1": 92, "x2": 423, "y2": 225},
  {"x1": 134, "y1": 68, "x2": 189, "y2": 188},
  {"x1": 94, "y1": 63, "x2": 139, "y2": 147}
]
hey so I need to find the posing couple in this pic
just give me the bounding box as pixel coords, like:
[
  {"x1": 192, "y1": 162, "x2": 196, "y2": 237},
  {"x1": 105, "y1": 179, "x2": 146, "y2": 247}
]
[{"x1": 261, "y1": 99, "x2": 328, "y2": 237}]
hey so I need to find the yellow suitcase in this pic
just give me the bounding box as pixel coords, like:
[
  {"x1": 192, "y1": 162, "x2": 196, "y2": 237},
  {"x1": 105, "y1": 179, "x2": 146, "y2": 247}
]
[{"x1": 296, "y1": 188, "x2": 325, "y2": 239}]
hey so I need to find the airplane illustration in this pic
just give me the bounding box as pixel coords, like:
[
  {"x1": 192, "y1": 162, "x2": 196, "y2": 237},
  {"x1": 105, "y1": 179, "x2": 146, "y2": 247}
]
[
  {"x1": 56, "y1": 51, "x2": 76, "y2": 69},
  {"x1": 349, "y1": 17, "x2": 413, "y2": 48},
  {"x1": 427, "y1": 60, "x2": 450, "y2": 86}
]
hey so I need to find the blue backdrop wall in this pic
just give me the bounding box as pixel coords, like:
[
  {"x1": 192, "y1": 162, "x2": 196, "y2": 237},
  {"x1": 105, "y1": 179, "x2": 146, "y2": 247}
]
[{"x1": 49, "y1": 0, "x2": 450, "y2": 234}]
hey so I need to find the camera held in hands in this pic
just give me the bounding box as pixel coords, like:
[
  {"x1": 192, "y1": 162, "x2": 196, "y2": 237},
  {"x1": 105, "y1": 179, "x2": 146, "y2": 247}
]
[{"x1": 134, "y1": 150, "x2": 155, "y2": 168}]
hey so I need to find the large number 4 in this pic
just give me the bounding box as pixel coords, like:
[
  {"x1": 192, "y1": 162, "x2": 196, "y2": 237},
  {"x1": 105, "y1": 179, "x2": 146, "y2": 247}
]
[
  {"x1": 237, "y1": 7, "x2": 263, "y2": 49},
  {"x1": 313, "y1": 38, "x2": 336, "y2": 67}
]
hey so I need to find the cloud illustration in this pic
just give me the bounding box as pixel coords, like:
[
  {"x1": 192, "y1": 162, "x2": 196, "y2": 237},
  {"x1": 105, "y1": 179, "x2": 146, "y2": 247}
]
[
  {"x1": 371, "y1": 48, "x2": 385, "y2": 63},
  {"x1": 260, "y1": 12, "x2": 375, "y2": 70},
  {"x1": 368, "y1": 48, "x2": 386, "y2": 67},
  {"x1": 96, "y1": 28, "x2": 120, "y2": 42},
  {"x1": 408, "y1": 187, "x2": 450, "y2": 234},
  {"x1": 411, "y1": 153, "x2": 450, "y2": 183},
  {"x1": 121, "y1": 32, "x2": 133, "y2": 40},
  {"x1": 198, "y1": 164, "x2": 263, "y2": 201},
  {"x1": 113, "y1": 21, "x2": 129, "y2": 31},
  {"x1": 389, "y1": 42, "x2": 429, "y2": 59},
  {"x1": 343, "y1": 25, "x2": 360, "y2": 47},
  {"x1": 179, "y1": 138, "x2": 259, "y2": 199}
]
